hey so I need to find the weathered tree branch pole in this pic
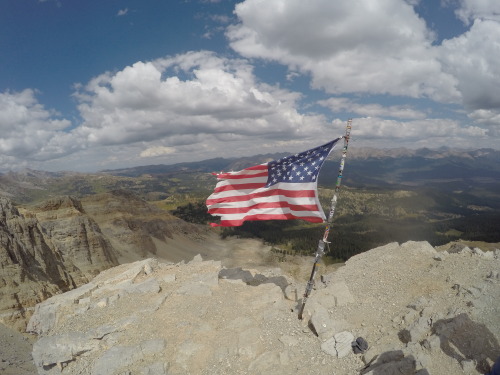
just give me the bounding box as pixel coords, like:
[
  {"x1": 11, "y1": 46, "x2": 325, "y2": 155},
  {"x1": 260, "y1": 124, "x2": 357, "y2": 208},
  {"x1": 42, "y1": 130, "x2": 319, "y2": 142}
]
[{"x1": 298, "y1": 119, "x2": 352, "y2": 320}]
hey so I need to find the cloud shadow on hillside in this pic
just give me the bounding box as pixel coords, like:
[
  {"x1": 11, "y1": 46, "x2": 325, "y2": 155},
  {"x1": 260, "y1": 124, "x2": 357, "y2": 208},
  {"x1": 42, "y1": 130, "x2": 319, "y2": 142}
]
[{"x1": 218, "y1": 267, "x2": 289, "y2": 292}]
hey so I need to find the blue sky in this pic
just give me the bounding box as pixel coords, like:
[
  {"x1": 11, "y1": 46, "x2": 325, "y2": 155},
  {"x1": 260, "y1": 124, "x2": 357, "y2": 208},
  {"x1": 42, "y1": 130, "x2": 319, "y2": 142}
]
[{"x1": 1, "y1": 0, "x2": 499, "y2": 172}]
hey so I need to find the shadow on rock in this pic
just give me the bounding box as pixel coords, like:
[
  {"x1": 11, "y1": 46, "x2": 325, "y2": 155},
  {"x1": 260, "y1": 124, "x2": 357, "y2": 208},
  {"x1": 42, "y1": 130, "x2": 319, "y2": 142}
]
[
  {"x1": 360, "y1": 351, "x2": 423, "y2": 375},
  {"x1": 432, "y1": 313, "x2": 499, "y2": 373},
  {"x1": 219, "y1": 267, "x2": 289, "y2": 292}
]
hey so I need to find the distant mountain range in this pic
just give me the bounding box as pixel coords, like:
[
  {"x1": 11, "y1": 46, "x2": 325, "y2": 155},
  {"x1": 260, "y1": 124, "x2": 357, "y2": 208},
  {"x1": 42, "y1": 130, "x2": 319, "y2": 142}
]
[{"x1": 1, "y1": 146, "x2": 499, "y2": 204}]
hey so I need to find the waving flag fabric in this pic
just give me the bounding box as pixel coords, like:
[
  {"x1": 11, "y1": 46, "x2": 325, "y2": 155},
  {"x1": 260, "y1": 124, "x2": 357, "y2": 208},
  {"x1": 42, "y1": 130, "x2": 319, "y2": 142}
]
[{"x1": 206, "y1": 138, "x2": 342, "y2": 227}]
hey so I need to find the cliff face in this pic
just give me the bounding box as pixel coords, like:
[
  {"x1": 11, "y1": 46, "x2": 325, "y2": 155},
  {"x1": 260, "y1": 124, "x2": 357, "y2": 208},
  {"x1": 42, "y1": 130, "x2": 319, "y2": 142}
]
[
  {"x1": 30, "y1": 196, "x2": 119, "y2": 282},
  {"x1": 0, "y1": 192, "x2": 208, "y2": 330},
  {"x1": 0, "y1": 198, "x2": 76, "y2": 328},
  {"x1": 0, "y1": 196, "x2": 121, "y2": 328}
]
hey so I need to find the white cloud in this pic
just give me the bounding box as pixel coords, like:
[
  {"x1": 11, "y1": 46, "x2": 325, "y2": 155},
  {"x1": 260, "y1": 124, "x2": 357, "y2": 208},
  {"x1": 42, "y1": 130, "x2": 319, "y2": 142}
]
[
  {"x1": 318, "y1": 98, "x2": 427, "y2": 120},
  {"x1": 140, "y1": 146, "x2": 176, "y2": 158},
  {"x1": 455, "y1": 0, "x2": 500, "y2": 24},
  {"x1": 74, "y1": 51, "x2": 329, "y2": 148},
  {"x1": 335, "y1": 117, "x2": 489, "y2": 149},
  {"x1": 117, "y1": 8, "x2": 128, "y2": 16},
  {"x1": 0, "y1": 89, "x2": 72, "y2": 160},
  {"x1": 227, "y1": 0, "x2": 460, "y2": 102},
  {"x1": 439, "y1": 19, "x2": 500, "y2": 112}
]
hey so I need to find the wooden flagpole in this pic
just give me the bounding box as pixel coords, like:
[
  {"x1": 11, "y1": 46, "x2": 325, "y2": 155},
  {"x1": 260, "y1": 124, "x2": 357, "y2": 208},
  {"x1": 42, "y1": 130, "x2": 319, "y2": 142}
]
[{"x1": 298, "y1": 119, "x2": 352, "y2": 320}]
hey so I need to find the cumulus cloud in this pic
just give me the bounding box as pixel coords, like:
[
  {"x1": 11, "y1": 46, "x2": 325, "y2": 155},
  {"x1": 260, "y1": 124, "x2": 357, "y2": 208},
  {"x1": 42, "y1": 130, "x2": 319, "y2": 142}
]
[
  {"x1": 439, "y1": 20, "x2": 500, "y2": 112},
  {"x1": 318, "y1": 98, "x2": 427, "y2": 120},
  {"x1": 117, "y1": 8, "x2": 128, "y2": 16},
  {"x1": 140, "y1": 146, "x2": 176, "y2": 158},
  {"x1": 348, "y1": 117, "x2": 485, "y2": 138},
  {"x1": 74, "y1": 51, "x2": 329, "y2": 148},
  {"x1": 227, "y1": 0, "x2": 460, "y2": 102},
  {"x1": 334, "y1": 117, "x2": 488, "y2": 148},
  {"x1": 455, "y1": 0, "x2": 500, "y2": 24},
  {"x1": 0, "y1": 89, "x2": 72, "y2": 160}
]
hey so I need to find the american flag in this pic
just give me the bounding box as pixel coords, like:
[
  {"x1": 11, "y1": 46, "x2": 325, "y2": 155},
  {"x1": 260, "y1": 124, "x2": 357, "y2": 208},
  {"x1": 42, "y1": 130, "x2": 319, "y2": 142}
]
[{"x1": 206, "y1": 138, "x2": 342, "y2": 227}]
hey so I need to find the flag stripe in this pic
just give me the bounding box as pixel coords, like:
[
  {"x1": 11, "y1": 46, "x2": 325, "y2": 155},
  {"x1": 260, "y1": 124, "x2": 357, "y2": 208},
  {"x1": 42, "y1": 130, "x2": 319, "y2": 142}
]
[
  {"x1": 206, "y1": 188, "x2": 317, "y2": 206},
  {"x1": 216, "y1": 171, "x2": 268, "y2": 180},
  {"x1": 208, "y1": 201, "x2": 319, "y2": 214},
  {"x1": 211, "y1": 214, "x2": 324, "y2": 227},
  {"x1": 213, "y1": 182, "x2": 267, "y2": 194},
  {"x1": 210, "y1": 182, "x2": 318, "y2": 199}
]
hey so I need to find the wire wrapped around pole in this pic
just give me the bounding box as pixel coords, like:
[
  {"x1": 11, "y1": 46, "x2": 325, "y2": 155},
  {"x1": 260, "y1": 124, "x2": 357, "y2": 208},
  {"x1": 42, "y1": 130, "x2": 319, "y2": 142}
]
[{"x1": 298, "y1": 119, "x2": 352, "y2": 320}]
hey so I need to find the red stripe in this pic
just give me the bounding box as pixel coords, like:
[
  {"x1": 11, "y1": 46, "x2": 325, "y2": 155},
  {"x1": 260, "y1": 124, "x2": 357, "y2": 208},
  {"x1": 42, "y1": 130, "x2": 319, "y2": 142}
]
[
  {"x1": 211, "y1": 214, "x2": 324, "y2": 227},
  {"x1": 217, "y1": 171, "x2": 268, "y2": 180},
  {"x1": 206, "y1": 189, "x2": 316, "y2": 206},
  {"x1": 208, "y1": 202, "x2": 319, "y2": 214},
  {"x1": 213, "y1": 182, "x2": 267, "y2": 194}
]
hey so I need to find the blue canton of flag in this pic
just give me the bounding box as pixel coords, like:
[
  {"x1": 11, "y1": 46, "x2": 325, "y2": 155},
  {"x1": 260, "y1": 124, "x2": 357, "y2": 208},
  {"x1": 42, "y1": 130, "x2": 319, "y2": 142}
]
[{"x1": 266, "y1": 140, "x2": 336, "y2": 188}]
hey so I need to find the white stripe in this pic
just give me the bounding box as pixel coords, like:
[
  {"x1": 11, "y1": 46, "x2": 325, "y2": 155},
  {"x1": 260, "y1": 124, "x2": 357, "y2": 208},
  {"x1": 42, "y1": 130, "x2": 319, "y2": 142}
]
[
  {"x1": 208, "y1": 195, "x2": 317, "y2": 209},
  {"x1": 214, "y1": 175, "x2": 268, "y2": 187},
  {"x1": 209, "y1": 182, "x2": 319, "y2": 201}
]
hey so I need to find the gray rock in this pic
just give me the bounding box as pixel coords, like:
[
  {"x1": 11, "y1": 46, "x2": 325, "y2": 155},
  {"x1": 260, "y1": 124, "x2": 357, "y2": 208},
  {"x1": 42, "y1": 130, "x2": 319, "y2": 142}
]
[
  {"x1": 472, "y1": 247, "x2": 485, "y2": 256},
  {"x1": 460, "y1": 359, "x2": 476, "y2": 372},
  {"x1": 459, "y1": 247, "x2": 473, "y2": 255},
  {"x1": 334, "y1": 331, "x2": 355, "y2": 358},
  {"x1": 310, "y1": 305, "x2": 336, "y2": 340},
  {"x1": 27, "y1": 282, "x2": 98, "y2": 334},
  {"x1": 93, "y1": 345, "x2": 141, "y2": 375},
  {"x1": 126, "y1": 278, "x2": 161, "y2": 295},
  {"x1": 141, "y1": 362, "x2": 169, "y2": 375},
  {"x1": 32, "y1": 333, "x2": 99, "y2": 372},
  {"x1": 400, "y1": 241, "x2": 436, "y2": 255},
  {"x1": 421, "y1": 335, "x2": 441, "y2": 353},
  {"x1": 140, "y1": 339, "x2": 167, "y2": 355},
  {"x1": 175, "y1": 282, "x2": 212, "y2": 296},
  {"x1": 447, "y1": 243, "x2": 467, "y2": 254},
  {"x1": 320, "y1": 337, "x2": 337, "y2": 357},
  {"x1": 406, "y1": 316, "x2": 432, "y2": 343},
  {"x1": 189, "y1": 254, "x2": 203, "y2": 263},
  {"x1": 92, "y1": 339, "x2": 166, "y2": 375},
  {"x1": 482, "y1": 251, "x2": 495, "y2": 259}
]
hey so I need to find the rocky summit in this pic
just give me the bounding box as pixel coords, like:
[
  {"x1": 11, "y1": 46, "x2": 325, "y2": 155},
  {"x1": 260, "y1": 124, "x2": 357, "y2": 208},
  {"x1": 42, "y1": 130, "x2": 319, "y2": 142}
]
[{"x1": 21, "y1": 241, "x2": 500, "y2": 375}]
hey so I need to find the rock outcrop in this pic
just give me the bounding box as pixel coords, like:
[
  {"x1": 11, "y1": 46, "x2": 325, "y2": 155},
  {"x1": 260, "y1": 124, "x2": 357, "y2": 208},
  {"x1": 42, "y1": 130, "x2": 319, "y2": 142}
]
[
  {"x1": 0, "y1": 197, "x2": 78, "y2": 329},
  {"x1": 0, "y1": 192, "x2": 215, "y2": 331},
  {"x1": 26, "y1": 241, "x2": 500, "y2": 375}
]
